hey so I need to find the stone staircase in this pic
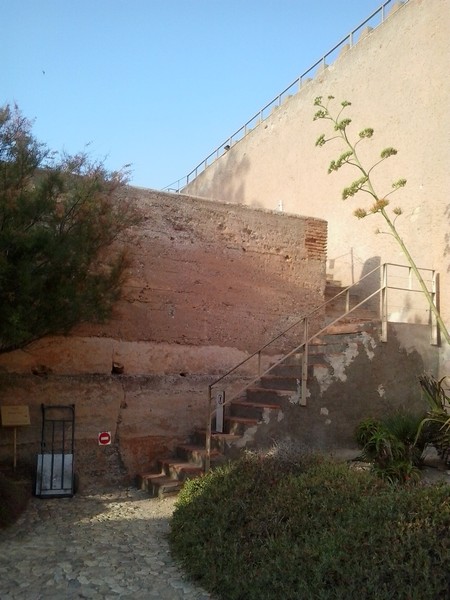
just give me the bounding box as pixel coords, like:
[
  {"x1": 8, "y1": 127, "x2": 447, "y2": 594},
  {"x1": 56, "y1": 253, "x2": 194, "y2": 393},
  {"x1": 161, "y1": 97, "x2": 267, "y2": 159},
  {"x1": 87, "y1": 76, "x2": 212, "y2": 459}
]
[{"x1": 136, "y1": 280, "x2": 380, "y2": 497}]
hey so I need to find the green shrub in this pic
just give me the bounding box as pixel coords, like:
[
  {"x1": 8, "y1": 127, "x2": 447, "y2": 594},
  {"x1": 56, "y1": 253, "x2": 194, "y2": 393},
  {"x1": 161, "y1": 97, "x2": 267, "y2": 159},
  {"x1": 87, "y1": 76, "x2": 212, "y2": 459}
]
[
  {"x1": 356, "y1": 411, "x2": 426, "y2": 483},
  {"x1": 170, "y1": 451, "x2": 450, "y2": 600},
  {"x1": 417, "y1": 373, "x2": 450, "y2": 465}
]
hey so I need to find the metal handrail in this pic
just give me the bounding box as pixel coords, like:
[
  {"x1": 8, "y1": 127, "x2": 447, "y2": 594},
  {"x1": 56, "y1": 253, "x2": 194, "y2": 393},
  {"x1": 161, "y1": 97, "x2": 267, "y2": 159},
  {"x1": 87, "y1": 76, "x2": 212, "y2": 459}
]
[
  {"x1": 205, "y1": 261, "x2": 437, "y2": 470},
  {"x1": 163, "y1": 0, "x2": 407, "y2": 192}
]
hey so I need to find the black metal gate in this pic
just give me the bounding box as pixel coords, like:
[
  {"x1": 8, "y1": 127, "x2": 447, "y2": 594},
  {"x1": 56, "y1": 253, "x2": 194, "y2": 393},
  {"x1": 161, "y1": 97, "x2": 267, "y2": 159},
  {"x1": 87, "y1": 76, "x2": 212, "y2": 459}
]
[{"x1": 35, "y1": 404, "x2": 76, "y2": 498}]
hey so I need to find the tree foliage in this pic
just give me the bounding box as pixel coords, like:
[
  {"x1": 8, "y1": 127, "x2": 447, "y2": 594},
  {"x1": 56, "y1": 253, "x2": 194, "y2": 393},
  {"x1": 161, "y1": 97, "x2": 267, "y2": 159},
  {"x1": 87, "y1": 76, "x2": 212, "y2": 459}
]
[{"x1": 0, "y1": 104, "x2": 139, "y2": 353}]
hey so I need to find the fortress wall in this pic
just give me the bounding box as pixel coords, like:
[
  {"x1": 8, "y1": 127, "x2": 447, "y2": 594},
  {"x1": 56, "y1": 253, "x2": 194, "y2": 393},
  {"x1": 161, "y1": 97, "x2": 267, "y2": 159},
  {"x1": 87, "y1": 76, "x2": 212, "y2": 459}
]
[
  {"x1": 0, "y1": 189, "x2": 327, "y2": 376},
  {"x1": 183, "y1": 0, "x2": 450, "y2": 346},
  {"x1": 0, "y1": 189, "x2": 326, "y2": 480}
]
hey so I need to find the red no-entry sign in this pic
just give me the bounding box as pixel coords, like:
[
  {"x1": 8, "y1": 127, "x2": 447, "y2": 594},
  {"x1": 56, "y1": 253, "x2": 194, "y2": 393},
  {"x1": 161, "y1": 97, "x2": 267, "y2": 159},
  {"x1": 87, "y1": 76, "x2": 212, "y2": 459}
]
[{"x1": 98, "y1": 431, "x2": 112, "y2": 446}]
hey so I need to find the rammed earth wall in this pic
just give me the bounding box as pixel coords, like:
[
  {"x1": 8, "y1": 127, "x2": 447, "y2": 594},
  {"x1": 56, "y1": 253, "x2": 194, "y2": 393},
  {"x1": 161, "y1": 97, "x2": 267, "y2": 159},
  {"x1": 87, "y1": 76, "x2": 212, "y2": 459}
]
[{"x1": 0, "y1": 189, "x2": 327, "y2": 483}]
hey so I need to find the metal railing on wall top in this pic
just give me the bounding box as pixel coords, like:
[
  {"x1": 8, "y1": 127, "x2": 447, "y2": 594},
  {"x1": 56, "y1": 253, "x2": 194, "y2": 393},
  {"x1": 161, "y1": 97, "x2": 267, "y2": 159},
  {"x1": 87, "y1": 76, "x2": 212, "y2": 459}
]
[{"x1": 163, "y1": 0, "x2": 408, "y2": 193}]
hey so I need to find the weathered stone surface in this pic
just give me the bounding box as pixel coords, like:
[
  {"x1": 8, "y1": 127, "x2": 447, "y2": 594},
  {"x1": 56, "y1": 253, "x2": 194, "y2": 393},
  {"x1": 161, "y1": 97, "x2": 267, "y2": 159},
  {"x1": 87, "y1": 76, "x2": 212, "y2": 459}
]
[{"x1": 0, "y1": 191, "x2": 326, "y2": 481}]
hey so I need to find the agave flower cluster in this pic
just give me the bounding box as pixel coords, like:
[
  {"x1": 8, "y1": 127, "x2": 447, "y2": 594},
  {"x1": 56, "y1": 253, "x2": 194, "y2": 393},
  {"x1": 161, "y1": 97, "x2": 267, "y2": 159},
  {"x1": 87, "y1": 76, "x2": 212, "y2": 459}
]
[
  {"x1": 312, "y1": 96, "x2": 450, "y2": 346},
  {"x1": 313, "y1": 95, "x2": 406, "y2": 221}
]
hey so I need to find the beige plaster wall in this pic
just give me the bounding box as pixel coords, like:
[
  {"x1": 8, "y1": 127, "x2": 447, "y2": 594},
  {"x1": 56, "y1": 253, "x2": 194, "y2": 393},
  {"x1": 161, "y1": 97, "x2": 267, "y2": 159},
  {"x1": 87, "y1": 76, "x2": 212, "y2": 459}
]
[{"x1": 183, "y1": 0, "x2": 450, "y2": 365}]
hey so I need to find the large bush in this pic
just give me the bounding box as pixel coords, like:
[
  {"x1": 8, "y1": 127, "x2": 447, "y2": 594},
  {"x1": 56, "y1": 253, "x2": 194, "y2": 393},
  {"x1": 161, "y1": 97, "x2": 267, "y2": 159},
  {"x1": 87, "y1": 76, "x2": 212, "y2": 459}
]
[
  {"x1": 170, "y1": 451, "x2": 450, "y2": 600},
  {"x1": 0, "y1": 104, "x2": 139, "y2": 353}
]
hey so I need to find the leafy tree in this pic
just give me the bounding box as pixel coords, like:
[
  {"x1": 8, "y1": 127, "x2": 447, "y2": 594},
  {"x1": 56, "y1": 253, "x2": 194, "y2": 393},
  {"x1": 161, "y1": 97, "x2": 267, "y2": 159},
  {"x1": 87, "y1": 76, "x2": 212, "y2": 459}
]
[
  {"x1": 0, "y1": 104, "x2": 139, "y2": 354},
  {"x1": 313, "y1": 96, "x2": 449, "y2": 345}
]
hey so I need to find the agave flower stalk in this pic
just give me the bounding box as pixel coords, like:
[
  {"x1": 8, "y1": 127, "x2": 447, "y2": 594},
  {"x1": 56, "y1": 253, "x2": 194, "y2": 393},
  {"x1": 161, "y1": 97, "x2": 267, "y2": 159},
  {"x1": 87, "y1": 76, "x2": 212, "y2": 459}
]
[{"x1": 314, "y1": 96, "x2": 449, "y2": 345}]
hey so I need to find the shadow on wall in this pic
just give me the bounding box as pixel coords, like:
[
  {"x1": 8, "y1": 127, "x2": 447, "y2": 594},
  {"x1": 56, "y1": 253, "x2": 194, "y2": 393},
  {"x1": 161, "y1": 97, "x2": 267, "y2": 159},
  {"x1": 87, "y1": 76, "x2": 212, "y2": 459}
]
[
  {"x1": 189, "y1": 149, "x2": 251, "y2": 206},
  {"x1": 445, "y1": 203, "x2": 450, "y2": 273},
  {"x1": 354, "y1": 256, "x2": 382, "y2": 309}
]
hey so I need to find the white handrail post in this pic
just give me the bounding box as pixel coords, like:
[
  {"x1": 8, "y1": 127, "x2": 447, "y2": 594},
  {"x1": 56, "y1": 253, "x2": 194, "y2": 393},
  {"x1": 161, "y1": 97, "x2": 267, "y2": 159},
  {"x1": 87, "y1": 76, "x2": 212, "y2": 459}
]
[
  {"x1": 381, "y1": 263, "x2": 388, "y2": 342},
  {"x1": 301, "y1": 318, "x2": 308, "y2": 406},
  {"x1": 431, "y1": 270, "x2": 439, "y2": 345},
  {"x1": 205, "y1": 386, "x2": 212, "y2": 473},
  {"x1": 215, "y1": 391, "x2": 225, "y2": 433}
]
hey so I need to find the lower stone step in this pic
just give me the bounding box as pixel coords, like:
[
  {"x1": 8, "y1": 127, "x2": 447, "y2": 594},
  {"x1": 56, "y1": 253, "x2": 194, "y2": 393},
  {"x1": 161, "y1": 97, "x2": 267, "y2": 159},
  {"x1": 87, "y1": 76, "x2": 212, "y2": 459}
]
[
  {"x1": 230, "y1": 400, "x2": 281, "y2": 419},
  {"x1": 224, "y1": 416, "x2": 259, "y2": 435},
  {"x1": 323, "y1": 321, "x2": 379, "y2": 335},
  {"x1": 176, "y1": 443, "x2": 225, "y2": 468},
  {"x1": 246, "y1": 387, "x2": 298, "y2": 404},
  {"x1": 136, "y1": 472, "x2": 183, "y2": 498},
  {"x1": 158, "y1": 459, "x2": 204, "y2": 481},
  {"x1": 191, "y1": 429, "x2": 242, "y2": 450}
]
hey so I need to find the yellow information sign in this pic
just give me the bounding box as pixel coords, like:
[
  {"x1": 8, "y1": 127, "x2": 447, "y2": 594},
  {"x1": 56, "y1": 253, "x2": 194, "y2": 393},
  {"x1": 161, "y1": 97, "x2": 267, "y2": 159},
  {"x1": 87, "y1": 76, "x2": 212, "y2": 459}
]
[{"x1": 1, "y1": 405, "x2": 31, "y2": 427}]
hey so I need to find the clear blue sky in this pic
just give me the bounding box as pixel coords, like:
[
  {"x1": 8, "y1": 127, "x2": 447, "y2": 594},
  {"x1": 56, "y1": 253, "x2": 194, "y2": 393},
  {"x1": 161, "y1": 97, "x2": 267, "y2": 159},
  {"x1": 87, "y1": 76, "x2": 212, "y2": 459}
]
[{"x1": 2, "y1": 0, "x2": 383, "y2": 190}]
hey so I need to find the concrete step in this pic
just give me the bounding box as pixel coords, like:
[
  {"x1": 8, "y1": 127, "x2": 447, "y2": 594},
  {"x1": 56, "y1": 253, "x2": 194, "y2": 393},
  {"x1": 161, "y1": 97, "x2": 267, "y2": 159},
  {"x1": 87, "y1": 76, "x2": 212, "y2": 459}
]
[
  {"x1": 276, "y1": 353, "x2": 326, "y2": 366},
  {"x1": 224, "y1": 416, "x2": 259, "y2": 435},
  {"x1": 230, "y1": 400, "x2": 281, "y2": 420},
  {"x1": 158, "y1": 459, "x2": 204, "y2": 481},
  {"x1": 136, "y1": 472, "x2": 183, "y2": 498},
  {"x1": 258, "y1": 375, "x2": 301, "y2": 390},
  {"x1": 246, "y1": 387, "x2": 297, "y2": 404},
  {"x1": 325, "y1": 285, "x2": 346, "y2": 297},
  {"x1": 268, "y1": 362, "x2": 326, "y2": 378},
  {"x1": 323, "y1": 321, "x2": 379, "y2": 336},
  {"x1": 176, "y1": 443, "x2": 226, "y2": 468},
  {"x1": 192, "y1": 429, "x2": 242, "y2": 450}
]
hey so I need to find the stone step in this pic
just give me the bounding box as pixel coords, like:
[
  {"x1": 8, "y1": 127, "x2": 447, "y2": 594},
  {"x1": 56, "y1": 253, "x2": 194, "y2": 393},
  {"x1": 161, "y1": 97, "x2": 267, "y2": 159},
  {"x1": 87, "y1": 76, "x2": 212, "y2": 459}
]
[
  {"x1": 158, "y1": 459, "x2": 204, "y2": 481},
  {"x1": 322, "y1": 321, "x2": 379, "y2": 336},
  {"x1": 267, "y1": 365, "x2": 315, "y2": 379},
  {"x1": 224, "y1": 416, "x2": 259, "y2": 435},
  {"x1": 136, "y1": 472, "x2": 183, "y2": 498},
  {"x1": 230, "y1": 400, "x2": 281, "y2": 420},
  {"x1": 325, "y1": 283, "x2": 345, "y2": 293},
  {"x1": 275, "y1": 353, "x2": 326, "y2": 366},
  {"x1": 176, "y1": 443, "x2": 226, "y2": 468},
  {"x1": 137, "y1": 317, "x2": 382, "y2": 499},
  {"x1": 246, "y1": 386, "x2": 298, "y2": 404},
  {"x1": 325, "y1": 290, "x2": 361, "y2": 305},
  {"x1": 192, "y1": 429, "x2": 242, "y2": 450},
  {"x1": 258, "y1": 375, "x2": 301, "y2": 390}
]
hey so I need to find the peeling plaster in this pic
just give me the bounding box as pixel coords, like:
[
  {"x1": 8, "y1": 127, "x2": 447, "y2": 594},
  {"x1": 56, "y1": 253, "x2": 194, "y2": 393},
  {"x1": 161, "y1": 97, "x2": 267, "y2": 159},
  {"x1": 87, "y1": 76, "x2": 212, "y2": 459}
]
[
  {"x1": 234, "y1": 425, "x2": 258, "y2": 448},
  {"x1": 315, "y1": 333, "x2": 377, "y2": 394},
  {"x1": 320, "y1": 407, "x2": 329, "y2": 416},
  {"x1": 277, "y1": 411, "x2": 284, "y2": 422},
  {"x1": 361, "y1": 331, "x2": 376, "y2": 359},
  {"x1": 289, "y1": 378, "x2": 303, "y2": 404},
  {"x1": 314, "y1": 364, "x2": 331, "y2": 393},
  {"x1": 262, "y1": 407, "x2": 271, "y2": 424},
  {"x1": 377, "y1": 384, "x2": 386, "y2": 397}
]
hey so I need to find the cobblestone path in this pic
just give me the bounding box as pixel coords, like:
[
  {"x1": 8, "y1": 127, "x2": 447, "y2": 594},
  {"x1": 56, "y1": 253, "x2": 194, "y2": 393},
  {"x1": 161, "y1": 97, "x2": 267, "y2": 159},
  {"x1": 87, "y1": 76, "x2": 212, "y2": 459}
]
[{"x1": 0, "y1": 486, "x2": 212, "y2": 600}]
